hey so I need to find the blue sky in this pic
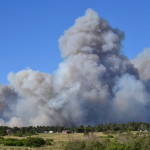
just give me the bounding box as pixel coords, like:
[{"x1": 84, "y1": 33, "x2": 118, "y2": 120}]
[{"x1": 0, "y1": 0, "x2": 150, "y2": 84}]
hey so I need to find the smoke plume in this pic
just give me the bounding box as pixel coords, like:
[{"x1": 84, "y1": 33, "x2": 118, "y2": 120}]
[{"x1": 1, "y1": 9, "x2": 150, "y2": 127}]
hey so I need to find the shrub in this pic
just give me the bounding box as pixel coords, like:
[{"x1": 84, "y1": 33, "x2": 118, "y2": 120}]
[
  {"x1": 23, "y1": 137, "x2": 45, "y2": 147},
  {"x1": 100, "y1": 135, "x2": 114, "y2": 138},
  {"x1": 106, "y1": 142, "x2": 132, "y2": 150},
  {"x1": 0, "y1": 136, "x2": 4, "y2": 144},
  {"x1": 45, "y1": 139, "x2": 53, "y2": 145},
  {"x1": 0, "y1": 137, "x2": 47, "y2": 147},
  {"x1": 65, "y1": 140, "x2": 86, "y2": 150},
  {"x1": 3, "y1": 138, "x2": 18, "y2": 146},
  {"x1": 65, "y1": 139, "x2": 105, "y2": 150},
  {"x1": 107, "y1": 135, "x2": 114, "y2": 138},
  {"x1": 85, "y1": 140, "x2": 105, "y2": 150}
]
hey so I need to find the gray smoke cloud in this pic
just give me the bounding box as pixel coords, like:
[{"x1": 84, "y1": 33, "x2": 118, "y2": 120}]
[
  {"x1": 132, "y1": 48, "x2": 150, "y2": 81},
  {"x1": 1, "y1": 9, "x2": 150, "y2": 127}
]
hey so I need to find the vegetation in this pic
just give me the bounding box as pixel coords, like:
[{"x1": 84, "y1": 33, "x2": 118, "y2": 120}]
[
  {"x1": 0, "y1": 131, "x2": 150, "y2": 149},
  {"x1": 0, "y1": 122, "x2": 150, "y2": 137},
  {"x1": 0, "y1": 136, "x2": 52, "y2": 147},
  {"x1": 64, "y1": 132, "x2": 150, "y2": 150},
  {"x1": 0, "y1": 122, "x2": 150, "y2": 149}
]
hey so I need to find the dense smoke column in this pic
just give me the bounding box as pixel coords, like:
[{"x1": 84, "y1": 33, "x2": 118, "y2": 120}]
[
  {"x1": 0, "y1": 9, "x2": 150, "y2": 127},
  {"x1": 57, "y1": 9, "x2": 142, "y2": 124},
  {"x1": 0, "y1": 85, "x2": 18, "y2": 125}
]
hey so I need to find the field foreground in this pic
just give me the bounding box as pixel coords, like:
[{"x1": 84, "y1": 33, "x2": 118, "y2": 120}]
[{"x1": 0, "y1": 131, "x2": 150, "y2": 150}]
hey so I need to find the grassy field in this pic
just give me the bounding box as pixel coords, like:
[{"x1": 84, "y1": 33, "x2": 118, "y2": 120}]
[
  {"x1": 0, "y1": 132, "x2": 107, "y2": 150},
  {"x1": 0, "y1": 131, "x2": 150, "y2": 150}
]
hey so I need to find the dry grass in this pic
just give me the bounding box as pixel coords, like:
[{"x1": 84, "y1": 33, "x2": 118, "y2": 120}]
[{"x1": 0, "y1": 132, "x2": 107, "y2": 150}]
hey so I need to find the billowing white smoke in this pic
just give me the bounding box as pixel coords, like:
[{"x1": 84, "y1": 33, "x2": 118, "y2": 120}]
[
  {"x1": 0, "y1": 9, "x2": 150, "y2": 127},
  {"x1": 132, "y1": 48, "x2": 150, "y2": 80}
]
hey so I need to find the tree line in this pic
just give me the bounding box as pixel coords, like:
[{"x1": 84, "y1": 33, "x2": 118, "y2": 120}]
[{"x1": 0, "y1": 122, "x2": 150, "y2": 136}]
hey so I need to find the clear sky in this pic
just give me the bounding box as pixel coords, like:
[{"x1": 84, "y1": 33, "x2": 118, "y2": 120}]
[{"x1": 0, "y1": 0, "x2": 150, "y2": 84}]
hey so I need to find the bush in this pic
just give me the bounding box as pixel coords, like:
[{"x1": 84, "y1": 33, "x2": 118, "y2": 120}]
[
  {"x1": 0, "y1": 137, "x2": 47, "y2": 147},
  {"x1": 65, "y1": 140, "x2": 86, "y2": 150},
  {"x1": 107, "y1": 135, "x2": 114, "y2": 138},
  {"x1": 65, "y1": 139, "x2": 105, "y2": 150},
  {"x1": 23, "y1": 137, "x2": 45, "y2": 147},
  {"x1": 100, "y1": 135, "x2": 114, "y2": 138},
  {"x1": 3, "y1": 138, "x2": 18, "y2": 146},
  {"x1": 45, "y1": 139, "x2": 53, "y2": 145},
  {"x1": 84, "y1": 128, "x2": 90, "y2": 136},
  {"x1": 14, "y1": 131, "x2": 23, "y2": 137},
  {"x1": 86, "y1": 140, "x2": 105, "y2": 150},
  {"x1": 0, "y1": 136, "x2": 4, "y2": 144},
  {"x1": 15, "y1": 139, "x2": 24, "y2": 146},
  {"x1": 106, "y1": 142, "x2": 131, "y2": 150}
]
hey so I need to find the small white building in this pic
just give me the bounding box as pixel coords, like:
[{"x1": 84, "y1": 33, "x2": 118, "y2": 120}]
[{"x1": 49, "y1": 131, "x2": 54, "y2": 133}]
